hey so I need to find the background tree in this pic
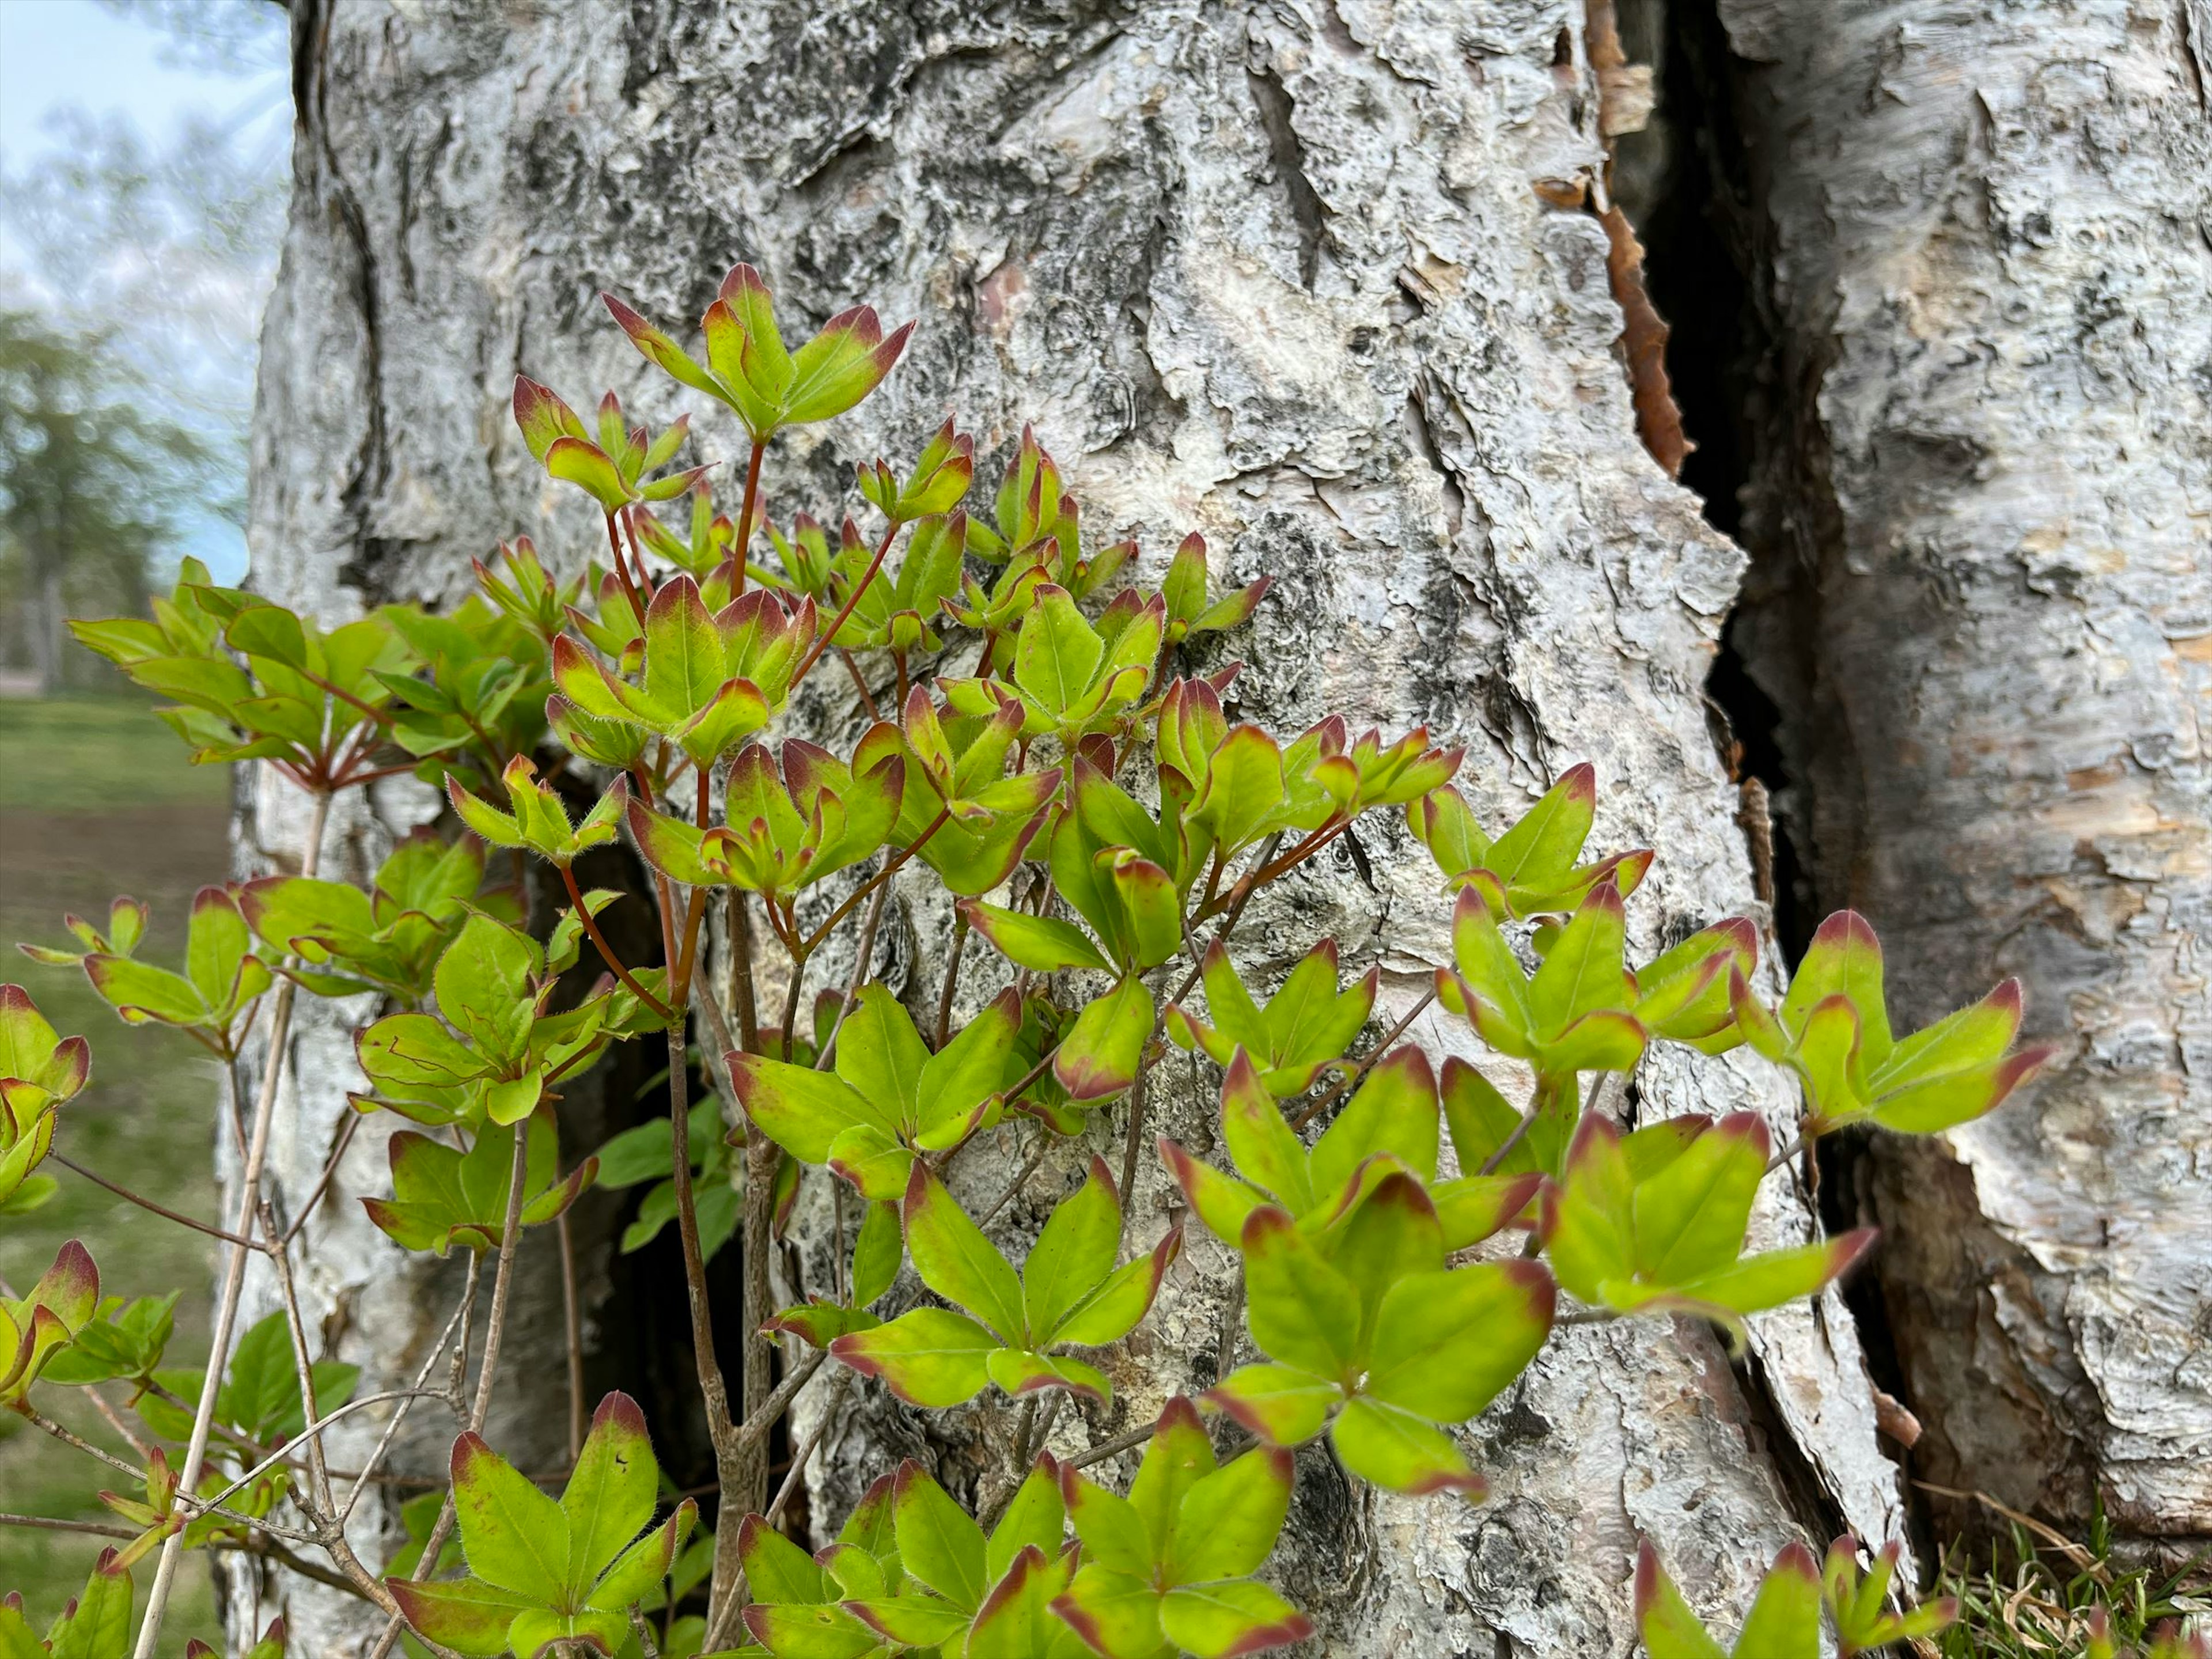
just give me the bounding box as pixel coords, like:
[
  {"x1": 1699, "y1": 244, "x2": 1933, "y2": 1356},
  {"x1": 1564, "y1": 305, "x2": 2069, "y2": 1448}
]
[
  {"x1": 238, "y1": 2, "x2": 1908, "y2": 1655},
  {"x1": 1710, "y1": 0, "x2": 2212, "y2": 1558},
  {"x1": 0, "y1": 309, "x2": 209, "y2": 690}
]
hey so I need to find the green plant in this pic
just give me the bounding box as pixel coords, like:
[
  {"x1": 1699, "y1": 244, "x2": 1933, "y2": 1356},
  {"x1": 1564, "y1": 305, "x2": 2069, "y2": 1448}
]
[
  {"x1": 1932, "y1": 1514, "x2": 2209, "y2": 1658},
  {"x1": 0, "y1": 257, "x2": 2061, "y2": 1659}
]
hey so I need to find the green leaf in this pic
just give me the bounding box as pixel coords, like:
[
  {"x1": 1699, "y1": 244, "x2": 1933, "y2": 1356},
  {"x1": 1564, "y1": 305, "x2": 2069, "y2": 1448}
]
[
  {"x1": 1054, "y1": 978, "x2": 1153, "y2": 1104},
  {"x1": 1166, "y1": 1446, "x2": 1293, "y2": 1585},
  {"x1": 1782, "y1": 911, "x2": 1891, "y2": 1067},
  {"x1": 1217, "y1": 1051, "x2": 1313, "y2": 1215},
  {"x1": 738, "y1": 1513, "x2": 830, "y2": 1604},
  {"x1": 833, "y1": 984, "x2": 930, "y2": 1138},
  {"x1": 918, "y1": 990, "x2": 1022, "y2": 1147},
  {"x1": 739, "y1": 1603, "x2": 878, "y2": 1659},
  {"x1": 1159, "y1": 1138, "x2": 1266, "y2": 1246},
  {"x1": 1308, "y1": 1046, "x2": 1439, "y2": 1202},
  {"x1": 1328, "y1": 1396, "x2": 1483, "y2": 1499},
  {"x1": 967, "y1": 1543, "x2": 1081, "y2": 1659},
  {"x1": 851, "y1": 1199, "x2": 903, "y2": 1307},
  {"x1": 843, "y1": 1593, "x2": 971, "y2": 1650},
  {"x1": 988, "y1": 1457, "x2": 1068, "y2": 1584},
  {"x1": 1732, "y1": 1541, "x2": 1822, "y2": 1659},
  {"x1": 1046, "y1": 1224, "x2": 1180, "y2": 1349},
  {"x1": 1127, "y1": 1397, "x2": 1214, "y2": 1560},
  {"x1": 1156, "y1": 1580, "x2": 1312, "y2": 1658},
  {"x1": 1240, "y1": 1207, "x2": 1358, "y2": 1384},
  {"x1": 1671, "y1": 1230, "x2": 1878, "y2": 1318},
  {"x1": 42, "y1": 1552, "x2": 133, "y2": 1659},
  {"x1": 1060, "y1": 1467, "x2": 1154, "y2": 1582},
  {"x1": 450, "y1": 1430, "x2": 570, "y2": 1603},
  {"x1": 560, "y1": 1392, "x2": 658, "y2": 1601},
  {"x1": 893, "y1": 1461, "x2": 990, "y2": 1614},
  {"x1": 1630, "y1": 1113, "x2": 1766, "y2": 1285},
  {"x1": 1363, "y1": 1261, "x2": 1555, "y2": 1423},
  {"x1": 1633, "y1": 1541, "x2": 1729, "y2": 1659},
  {"x1": 584, "y1": 1501, "x2": 696, "y2": 1614},
  {"x1": 81, "y1": 957, "x2": 206, "y2": 1028},
  {"x1": 1537, "y1": 1114, "x2": 1638, "y2": 1305},
  {"x1": 434, "y1": 915, "x2": 540, "y2": 1069},
  {"x1": 830, "y1": 1307, "x2": 997, "y2": 1406},
  {"x1": 1051, "y1": 1563, "x2": 1169, "y2": 1659},
  {"x1": 1022, "y1": 1157, "x2": 1122, "y2": 1343},
  {"x1": 732, "y1": 1054, "x2": 880, "y2": 1165},
  {"x1": 1202, "y1": 1363, "x2": 1339, "y2": 1446},
  {"x1": 385, "y1": 1578, "x2": 535, "y2": 1658},
  {"x1": 986, "y1": 1347, "x2": 1112, "y2": 1404},
  {"x1": 1528, "y1": 884, "x2": 1629, "y2": 1039},
  {"x1": 545, "y1": 436, "x2": 635, "y2": 513},
  {"x1": 904, "y1": 1165, "x2": 1027, "y2": 1340},
  {"x1": 963, "y1": 902, "x2": 1112, "y2": 976},
  {"x1": 1485, "y1": 763, "x2": 1596, "y2": 890},
  {"x1": 1014, "y1": 586, "x2": 1104, "y2": 719},
  {"x1": 185, "y1": 887, "x2": 259, "y2": 1019}
]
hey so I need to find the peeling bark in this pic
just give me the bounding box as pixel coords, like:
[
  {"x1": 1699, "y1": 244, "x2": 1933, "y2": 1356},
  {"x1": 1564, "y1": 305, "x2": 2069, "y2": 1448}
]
[
  {"x1": 1721, "y1": 0, "x2": 2212, "y2": 1552},
  {"x1": 244, "y1": 1, "x2": 1905, "y2": 1651}
]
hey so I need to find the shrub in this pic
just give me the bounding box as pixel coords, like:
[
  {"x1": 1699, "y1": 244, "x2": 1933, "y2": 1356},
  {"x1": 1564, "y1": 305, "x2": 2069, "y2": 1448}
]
[{"x1": 2, "y1": 264, "x2": 2051, "y2": 1659}]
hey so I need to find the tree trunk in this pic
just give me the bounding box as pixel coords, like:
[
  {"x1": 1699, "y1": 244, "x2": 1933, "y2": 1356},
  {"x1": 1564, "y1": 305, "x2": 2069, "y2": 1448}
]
[
  {"x1": 1718, "y1": 0, "x2": 2212, "y2": 1553},
  {"x1": 246, "y1": 1, "x2": 1904, "y2": 1651}
]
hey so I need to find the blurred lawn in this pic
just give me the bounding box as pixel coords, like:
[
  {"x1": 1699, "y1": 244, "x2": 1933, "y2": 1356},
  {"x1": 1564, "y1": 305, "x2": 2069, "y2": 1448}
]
[{"x1": 1, "y1": 696, "x2": 229, "y2": 1648}]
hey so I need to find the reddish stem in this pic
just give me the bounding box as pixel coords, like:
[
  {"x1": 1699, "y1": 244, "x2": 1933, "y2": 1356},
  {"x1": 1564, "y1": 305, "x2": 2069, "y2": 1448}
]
[
  {"x1": 604, "y1": 513, "x2": 647, "y2": 627},
  {"x1": 560, "y1": 863, "x2": 671, "y2": 1018},
  {"x1": 791, "y1": 520, "x2": 900, "y2": 688},
  {"x1": 731, "y1": 438, "x2": 767, "y2": 597}
]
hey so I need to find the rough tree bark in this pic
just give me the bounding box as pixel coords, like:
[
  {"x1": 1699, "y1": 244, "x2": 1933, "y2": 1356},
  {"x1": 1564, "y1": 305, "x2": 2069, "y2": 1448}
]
[
  {"x1": 1721, "y1": 0, "x2": 2212, "y2": 1553},
  {"x1": 242, "y1": 1, "x2": 1907, "y2": 1652}
]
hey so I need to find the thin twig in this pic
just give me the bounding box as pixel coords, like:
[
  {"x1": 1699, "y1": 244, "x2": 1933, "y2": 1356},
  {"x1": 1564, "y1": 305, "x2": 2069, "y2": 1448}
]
[
  {"x1": 259, "y1": 1196, "x2": 337, "y2": 1516},
  {"x1": 1766, "y1": 1132, "x2": 1806, "y2": 1175},
  {"x1": 1067, "y1": 1414, "x2": 1162, "y2": 1471},
  {"x1": 1289, "y1": 987, "x2": 1437, "y2": 1132},
  {"x1": 980, "y1": 1131, "x2": 1050, "y2": 1228},
  {"x1": 1215, "y1": 1271, "x2": 1245, "y2": 1381},
  {"x1": 763, "y1": 1368, "x2": 852, "y2": 1527},
  {"x1": 1007, "y1": 1396, "x2": 1039, "y2": 1480},
  {"x1": 734, "y1": 1349, "x2": 828, "y2": 1449},
  {"x1": 0, "y1": 1516, "x2": 371, "y2": 1599},
  {"x1": 20, "y1": 1409, "x2": 146, "y2": 1481},
  {"x1": 797, "y1": 810, "x2": 946, "y2": 957},
  {"x1": 935, "y1": 909, "x2": 969, "y2": 1048},
  {"x1": 281, "y1": 1108, "x2": 362, "y2": 1247},
  {"x1": 194, "y1": 1392, "x2": 452, "y2": 1514},
  {"x1": 1117, "y1": 1051, "x2": 1156, "y2": 1238},
  {"x1": 340, "y1": 1264, "x2": 476, "y2": 1524},
  {"x1": 666, "y1": 1024, "x2": 735, "y2": 1440},
  {"x1": 1171, "y1": 834, "x2": 1283, "y2": 1006},
  {"x1": 791, "y1": 521, "x2": 900, "y2": 688},
  {"x1": 562, "y1": 862, "x2": 671, "y2": 1018},
  {"x1": 371, "y1": 1123, "x2": 535, "y2": 1659},
  {"x1": 558, "y1": 1210, "x2": 586, "y2": 1465},
  {"x1": 132, "y1": 784, "x2": 329, "y2": 1659},
  {"x1": 812, "y1": 878, "x2": 892, "y2": 1073},
  {"x1": 51, "y1": 1153, "x2": 260, "y2": 1249},
  {"x1": 82, "y1": 1382, "x2": 157, "y2": 1462},
  {"x1": 836, "y1": 647, "x2": 881, "y2": 719}
]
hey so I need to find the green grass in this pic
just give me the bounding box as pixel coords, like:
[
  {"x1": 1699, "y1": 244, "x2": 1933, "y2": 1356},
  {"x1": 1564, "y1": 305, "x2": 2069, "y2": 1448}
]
[
  {"x1": 0, "y1": 695, "x2": 233, "y2": 811},
  {"x1": 1936, "y1": 1514, "x2": 2210, "y2": 1656},
  {"x1": 2, "y1": 695, "x2": 229, "y2": 1647}
]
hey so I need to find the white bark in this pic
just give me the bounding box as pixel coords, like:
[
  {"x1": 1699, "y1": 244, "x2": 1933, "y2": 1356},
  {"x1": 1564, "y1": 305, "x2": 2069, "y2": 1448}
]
[
  {"x1": 1722, "y1": 0, "x2": 2212, "y2": 1549},
  {"x1": 244, "y1": 0, "x2": 1904, "y2": 1651}
]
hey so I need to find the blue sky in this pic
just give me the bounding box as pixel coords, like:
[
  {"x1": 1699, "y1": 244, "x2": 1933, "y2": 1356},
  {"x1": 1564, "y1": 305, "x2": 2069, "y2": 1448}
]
[{"x1": 1, "y1": 0, "x2": 289, "y2": 584}]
